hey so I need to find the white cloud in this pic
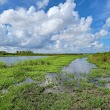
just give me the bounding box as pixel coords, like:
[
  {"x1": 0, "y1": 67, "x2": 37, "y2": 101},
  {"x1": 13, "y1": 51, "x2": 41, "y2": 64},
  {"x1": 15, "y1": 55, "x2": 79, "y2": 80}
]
[
  {"x1": 89, "y1": 41, "x2": 103, "y2": 49},
  {"x1": 0, "y1": 0, "x2": 7, "y2": 5},
  {"x1": 104, "y1": 17, "x2": 110, "y2": 28},
  {"x1": 95, "y1": 29, "x2": 108, "y2": 38},
  {"x1": 0, "y1": 0, "x2": 109, "y2": 53},
  {"x1": 27, "y1": 6, "x2": 36, "y2": 15},
  {"x1": 36, "y1": 0, "x2": 50, "y2": 9}
]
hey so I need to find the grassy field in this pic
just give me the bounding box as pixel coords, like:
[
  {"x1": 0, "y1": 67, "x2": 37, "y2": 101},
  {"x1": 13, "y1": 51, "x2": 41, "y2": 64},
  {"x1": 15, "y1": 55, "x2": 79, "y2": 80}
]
[{"x1": 0, "y1": 54, "x2": 110, "y2": 110}]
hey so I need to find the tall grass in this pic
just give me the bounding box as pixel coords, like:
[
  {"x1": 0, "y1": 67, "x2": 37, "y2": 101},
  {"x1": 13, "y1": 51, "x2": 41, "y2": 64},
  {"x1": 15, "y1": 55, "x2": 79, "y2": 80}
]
[
  {"x1": 88, "y1": 52, "x2": 110, "y2": 69},
  {"x1": 0, "y1": 62, "x2": 6, "y2": 68}
]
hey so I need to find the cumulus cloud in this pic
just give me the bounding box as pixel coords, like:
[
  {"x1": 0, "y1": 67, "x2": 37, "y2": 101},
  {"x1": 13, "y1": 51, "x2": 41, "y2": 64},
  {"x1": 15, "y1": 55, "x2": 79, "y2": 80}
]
[
  {"x1": 95, "y1": 29, "x2": 108, "y2": 38},
  {"x1": 36, "y1": 0, "x2": 50, "y2": 9},
  {"x1": 104, "y1": 17, "x2": 110, "y2": 28},
  {"x1": 0, "y1": 0, "x2": 109, "y2": 53},
  {"x1": 0, "y1": 0, "x2": 7, "y2": 5}
]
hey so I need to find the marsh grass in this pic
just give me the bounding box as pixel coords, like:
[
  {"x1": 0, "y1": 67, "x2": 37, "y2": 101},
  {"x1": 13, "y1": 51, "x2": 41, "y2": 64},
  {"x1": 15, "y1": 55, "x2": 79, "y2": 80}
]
[
  {"x1": 0, "y1": 54, "x2": 110, "y2": 110},
  {"x1": 0, "y1": 62, "x2": 7, "y2": 68},
  {"x1": 0, "y1": 55, "x2": 81, "y2": 109},
  {"x1": 88, "y1": 52, "x2": 110, "y2": 70}
]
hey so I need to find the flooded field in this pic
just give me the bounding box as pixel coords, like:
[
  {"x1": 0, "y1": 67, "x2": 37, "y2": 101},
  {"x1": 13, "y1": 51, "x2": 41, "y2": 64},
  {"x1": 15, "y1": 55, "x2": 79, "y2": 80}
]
[
  {"x1": 40, "y1": 58, "x2": 97, "y2": 94},
  {"x1": 0, "y1": 55, "x2": 110, "y2": 110},
  {"x1": 5, "y1": 57, "x2": 110, "y2": 94},
  {"x1": 12, "y1": 58, "x2": 98, "y2": 94}
]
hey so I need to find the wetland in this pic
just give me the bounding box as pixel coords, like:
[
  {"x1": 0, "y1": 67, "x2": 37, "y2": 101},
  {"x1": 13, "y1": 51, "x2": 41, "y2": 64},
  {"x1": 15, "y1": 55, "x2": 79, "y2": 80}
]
[{"x1": 0, "y1": 53, "x2": 110, "y2": 110}]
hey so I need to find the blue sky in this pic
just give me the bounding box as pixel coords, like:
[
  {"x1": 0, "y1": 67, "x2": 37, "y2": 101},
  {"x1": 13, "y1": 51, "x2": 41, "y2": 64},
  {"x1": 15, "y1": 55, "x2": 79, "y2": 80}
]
[{"x1": 0, "y1": 0, "x2": 110, "y2": 53}]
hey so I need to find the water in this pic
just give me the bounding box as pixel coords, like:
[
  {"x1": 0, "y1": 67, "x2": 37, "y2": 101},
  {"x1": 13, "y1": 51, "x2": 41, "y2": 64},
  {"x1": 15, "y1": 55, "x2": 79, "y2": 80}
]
[
  {"x1": 39, "y1": 73, "x2": 59, "y2": 86},
  {"x1": 0, "y1": 56, "x2": 47, "y2": 65},
  {"x1": 62, "y1": 58, "x2": 96, "y2": 79},
  {"x1": 2, "y1": 58, "x2": 97, "y2": 94},
  {"x1": 41, "y1": 58, "x2": 97, "y2": 94},
  {"x1": 40, "y1": 73, "x2": 74, "y2": 94},
  {"x1": 1, "y1": 56, "x2": 109, "y2": 95},
  {"x1": 0, "y1": 89, "x2": 8, "y2": 94},
  {"x1": 90, "y1": 77, "x2": 110, "y2": 89},
  {"x1": 106, "y1": 83, "x2": 110, "y2": 89},
  {"x1": 16, "y1": 78, "x2": 36, "y2": 86}
]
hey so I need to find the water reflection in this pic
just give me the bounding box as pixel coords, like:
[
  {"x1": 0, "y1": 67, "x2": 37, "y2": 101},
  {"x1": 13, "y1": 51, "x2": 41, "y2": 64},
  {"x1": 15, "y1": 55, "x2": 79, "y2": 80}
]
[
  {"x1": 2, "y1": 58, "x2": 99, "y2": 95},
  {"x1": 0, "y1": 56, "x2": 47, "y2": 65},
  {"x1": 16, "y1": 78, "x2": 36, "y2": 86},
  {"x1": 41, "y1": 58, "x2": 97, "y2": 94},
  {"x1": 62, "y1": 58, "x2": 96, "y2": 79}
]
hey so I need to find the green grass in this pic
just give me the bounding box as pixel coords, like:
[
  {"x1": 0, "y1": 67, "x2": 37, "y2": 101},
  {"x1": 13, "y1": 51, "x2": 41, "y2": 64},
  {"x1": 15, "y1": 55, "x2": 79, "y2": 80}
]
[
  {"x1": 88, "y1": 52, "x2": 110, "y2": 70},
  {"x1": 0, "y1": 55, "x2": 81, "y2": 109},
  {"x1": 88, "y1": 69, "x2": 110, "y2": 79},
  {"x1": 87, "y1": 52, "x2": 110, "y2": 81},
  {"x1": 0, "y1": 54, "x2": 110, "y2": 110},
  {"x1": 11, "y1": 84, "x2": 72, "y2": 110},
  {"x1": 0, "y1": 62, "x2": 7, "y2": 68}
]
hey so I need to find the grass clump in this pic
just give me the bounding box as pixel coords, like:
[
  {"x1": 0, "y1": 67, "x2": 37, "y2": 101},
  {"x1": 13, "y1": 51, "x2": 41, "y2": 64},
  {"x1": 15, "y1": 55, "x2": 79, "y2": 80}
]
[
  {"x1": 0, "y1": 62, "x2": 6, "y2": 68},
  {"x1": 88, "y1": 52, "x2": 110, "y2": 69}
]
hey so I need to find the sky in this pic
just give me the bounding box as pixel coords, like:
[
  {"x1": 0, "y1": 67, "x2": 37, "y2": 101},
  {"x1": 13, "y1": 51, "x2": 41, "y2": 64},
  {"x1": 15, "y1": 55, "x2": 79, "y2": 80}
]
[{"x1": 0, "y1": 0, "x2": 110, "y2": 53}]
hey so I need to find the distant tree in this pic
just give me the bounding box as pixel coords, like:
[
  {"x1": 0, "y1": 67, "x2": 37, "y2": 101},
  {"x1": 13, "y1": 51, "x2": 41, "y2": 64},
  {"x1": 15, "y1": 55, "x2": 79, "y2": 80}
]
[
  {"x1": 15, "y1": 50, "x2": 33, "y2": 55},
  {"x1": 0, "y1": 51, "x2": 6, "y2": 55}
]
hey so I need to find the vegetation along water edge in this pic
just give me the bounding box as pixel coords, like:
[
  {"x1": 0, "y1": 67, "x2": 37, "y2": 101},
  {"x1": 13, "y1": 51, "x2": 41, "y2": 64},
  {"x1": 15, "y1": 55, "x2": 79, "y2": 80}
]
[{"x1": 0, "y1": 53, "x2": 110, "y2": 110}]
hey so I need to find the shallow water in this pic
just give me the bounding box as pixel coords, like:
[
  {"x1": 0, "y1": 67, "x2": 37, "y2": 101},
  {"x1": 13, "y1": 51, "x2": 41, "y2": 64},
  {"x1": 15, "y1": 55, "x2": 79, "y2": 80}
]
[
  {"x1": 39, "y1": 73, "x2": 59, "y2": 86},
  {"x1": 62, "y1": 58, "x2": 96, "y2": 79},
  {"x1": 0, "y1": 89, "x2": 8, "y2": 94},
  {"x1": 14, "y1": 58, "x2": 97, "y2": 94},
  {"x1": 97, "y1": 77, "x2": 110, "y2": 82},
  {"x1": 90, "y1": 77, "x2": 110, "y2": 89},
  {"x1": 106, "y1": 83, "x2": 110, "y2": 89},
  {"x1": 0, "y1": 56, "x2": 47, "y2": 65},
  {"x1": 16, "y1": 78, "x2": 36, "y2": 86},
  {"x1": 41, "y1": 73, "x2": 74, "y2": 94},
  {"x1": 41, "y1": 58, "x2": 97, "y2": 94}
]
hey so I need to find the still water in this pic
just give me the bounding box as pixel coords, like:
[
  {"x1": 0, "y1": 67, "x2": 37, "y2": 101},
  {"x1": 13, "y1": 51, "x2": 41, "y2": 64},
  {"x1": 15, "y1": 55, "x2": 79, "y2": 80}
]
[
  {"x1": 62, "y1": 58, "x2": 96, "y2": 79},
  {"x1": 0, "y1": 56, "x2": 47, "y2": 65},
  {"x1": 40, "y1": 58, "x2": 97, "y2": 94},
  {"x1": 2, "y1": 57, "x2": 106, "y2": 94}
]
